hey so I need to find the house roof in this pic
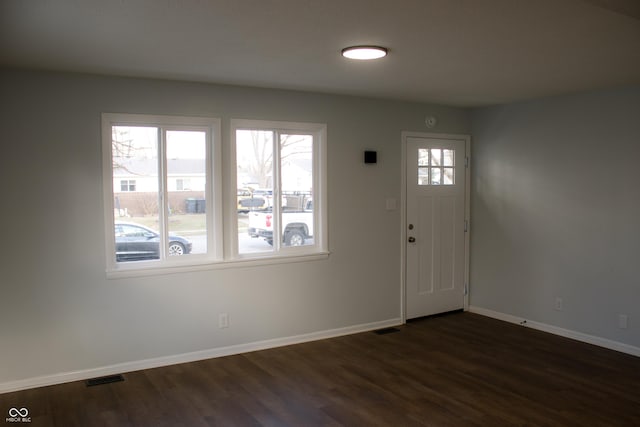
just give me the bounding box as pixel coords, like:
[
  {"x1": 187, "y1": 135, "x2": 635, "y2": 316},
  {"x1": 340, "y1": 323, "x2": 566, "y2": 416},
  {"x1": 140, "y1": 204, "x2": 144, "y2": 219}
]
[{"x1": 114, "y1": 158, "x2": 205, "y2": 177}]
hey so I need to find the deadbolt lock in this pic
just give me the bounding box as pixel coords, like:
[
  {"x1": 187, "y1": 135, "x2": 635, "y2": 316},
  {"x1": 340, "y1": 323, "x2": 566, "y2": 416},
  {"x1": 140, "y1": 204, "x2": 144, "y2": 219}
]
[{"x1": 408, "y1": 237, "x2": 416, "y2": 243}]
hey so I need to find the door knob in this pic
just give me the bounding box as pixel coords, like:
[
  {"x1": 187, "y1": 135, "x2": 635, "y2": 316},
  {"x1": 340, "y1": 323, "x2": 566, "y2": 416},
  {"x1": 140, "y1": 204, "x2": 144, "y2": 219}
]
[{"x1": 408, "y1": 237, "x2": 416, "y2": 243}]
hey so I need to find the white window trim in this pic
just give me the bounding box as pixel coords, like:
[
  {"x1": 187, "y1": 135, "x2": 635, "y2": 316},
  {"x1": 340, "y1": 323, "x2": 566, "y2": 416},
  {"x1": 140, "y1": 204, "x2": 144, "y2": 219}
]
[
  {"x1": 103, "y1": 115, "x2": 328, "y2": 278},
  {"x1": 102, "y1": 113, "x2": 223, "y2": 275},
  {"x1": 119, "y1": 179, "x2": 136, "y2": 192},
  {"x1": 229, "y1": 119, "x2": 328, "y2": 260},
  {"x1": 104, "y1": 253, "x2": 330, "y2": 279}
]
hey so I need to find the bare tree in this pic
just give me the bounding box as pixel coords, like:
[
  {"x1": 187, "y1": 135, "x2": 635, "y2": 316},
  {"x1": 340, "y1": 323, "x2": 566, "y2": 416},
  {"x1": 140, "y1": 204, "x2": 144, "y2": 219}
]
[
  {"x1": 239, "y1": 132, "x2": 312, "y2": 189},
  {"x1": 111, "y1": 127, "x2": 145, "y2": 175},
  {"x1": 248, "y1": 131, "x2": 273, "y2": 188}
]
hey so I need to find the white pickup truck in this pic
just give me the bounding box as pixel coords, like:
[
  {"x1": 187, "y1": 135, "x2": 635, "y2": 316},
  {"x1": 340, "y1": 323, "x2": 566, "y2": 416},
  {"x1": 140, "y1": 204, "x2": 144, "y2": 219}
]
[{"x1": 248, "y1": 199, "x2": 313, "y2": 246}]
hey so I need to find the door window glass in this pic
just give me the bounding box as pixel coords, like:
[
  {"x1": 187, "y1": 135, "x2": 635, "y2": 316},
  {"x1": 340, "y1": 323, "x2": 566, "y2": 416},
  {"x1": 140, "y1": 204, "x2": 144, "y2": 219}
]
[{"x1": 418, "y1": 148, "x2": 455, "y2": 186}]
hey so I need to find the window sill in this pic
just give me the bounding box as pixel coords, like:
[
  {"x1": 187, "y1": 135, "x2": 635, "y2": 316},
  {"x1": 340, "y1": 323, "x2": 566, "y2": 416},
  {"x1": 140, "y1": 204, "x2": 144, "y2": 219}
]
[{"x1": 105, "y1": 251, "x2": 331, "y2": 279}]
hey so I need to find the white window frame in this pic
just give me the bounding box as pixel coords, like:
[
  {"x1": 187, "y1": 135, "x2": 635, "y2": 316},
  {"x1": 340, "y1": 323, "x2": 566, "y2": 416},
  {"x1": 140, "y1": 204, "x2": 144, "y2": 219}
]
[
  {"x1": 175, "y1": 178, "x2": 190, "y2": 191},
  {"x1": 102, "y1": 113, "x2": 223, "y2": 276},
  {"x1": 119, "y1": 179, "x2": 137, "y2": 192},
  {"x1": 103, "y1": 115, "x2": 327, "y2": 278},
  {"x1": 229, "y1": 119, "x2": 328, "y2": 260}
]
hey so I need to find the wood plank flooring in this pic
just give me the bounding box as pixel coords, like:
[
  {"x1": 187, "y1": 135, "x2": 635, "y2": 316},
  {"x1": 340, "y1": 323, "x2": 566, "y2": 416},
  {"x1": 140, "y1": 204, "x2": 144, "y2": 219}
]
[{"x1": 2, "y1": 312, "x2": 640, "y2": 426}]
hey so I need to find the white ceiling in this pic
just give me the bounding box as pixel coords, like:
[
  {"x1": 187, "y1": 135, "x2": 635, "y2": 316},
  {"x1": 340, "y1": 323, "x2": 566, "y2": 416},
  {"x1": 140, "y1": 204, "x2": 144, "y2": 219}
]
[{"x1": 1, "y1": 0, "x2": 639, "y2": 107}]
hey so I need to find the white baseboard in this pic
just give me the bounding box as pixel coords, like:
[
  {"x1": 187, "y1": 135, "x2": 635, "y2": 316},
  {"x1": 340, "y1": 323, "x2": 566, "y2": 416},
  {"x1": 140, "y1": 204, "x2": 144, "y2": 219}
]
[
  {"x1": 469, "y1": 306, "x2": 640, "y2": 358},
  {"x1": 0, "y1": 317, "x2": 402, "y2": 394}
]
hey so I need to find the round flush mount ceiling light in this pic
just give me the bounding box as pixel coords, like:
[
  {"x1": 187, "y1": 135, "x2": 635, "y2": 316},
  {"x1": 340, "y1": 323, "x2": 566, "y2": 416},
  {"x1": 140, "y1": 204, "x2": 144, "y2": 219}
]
[{"x1": 341, "y1": 45, "x2": 388, "y2": 60}]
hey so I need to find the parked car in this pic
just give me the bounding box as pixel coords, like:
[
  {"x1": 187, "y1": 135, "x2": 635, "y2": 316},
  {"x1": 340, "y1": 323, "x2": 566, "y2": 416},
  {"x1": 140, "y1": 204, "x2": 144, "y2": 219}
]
[
  {"x1": 114, "y1": 222, "x2": 192, "y2": 262},
  {"x1": 248, "y1": 199, "x2": 313, "y2": 246},
  {"x1": 237, "y1": 189, "x2": 268, "y2": 213}
]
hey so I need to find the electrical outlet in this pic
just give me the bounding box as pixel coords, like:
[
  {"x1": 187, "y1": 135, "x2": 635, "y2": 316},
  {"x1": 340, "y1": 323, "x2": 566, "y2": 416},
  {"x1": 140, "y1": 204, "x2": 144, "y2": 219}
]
[
  {"x1": 555, "y1": 297, "x2": 563, "y2": 311},
  {"x1": 219, "y1": 313, "x2": 229, "y2": 329},
  {"x1": 618, "y1": 314, "x2": 628, "y2": 329}
]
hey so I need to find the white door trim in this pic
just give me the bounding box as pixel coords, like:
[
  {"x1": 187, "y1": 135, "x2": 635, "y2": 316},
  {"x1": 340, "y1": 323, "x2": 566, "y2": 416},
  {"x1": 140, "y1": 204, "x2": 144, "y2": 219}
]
[{"x1": 400, "y1": 132, "x2": 471, "y2": 322}]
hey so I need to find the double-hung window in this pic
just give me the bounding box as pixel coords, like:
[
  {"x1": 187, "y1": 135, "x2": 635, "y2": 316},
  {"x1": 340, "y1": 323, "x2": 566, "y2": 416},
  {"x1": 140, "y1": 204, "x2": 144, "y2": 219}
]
[
  {"x1": 232, "y1": 119, "x2": 327, "y2": 258},
  {"x1": 103, "y1": 113, "x2": 222, "y2": 273}
]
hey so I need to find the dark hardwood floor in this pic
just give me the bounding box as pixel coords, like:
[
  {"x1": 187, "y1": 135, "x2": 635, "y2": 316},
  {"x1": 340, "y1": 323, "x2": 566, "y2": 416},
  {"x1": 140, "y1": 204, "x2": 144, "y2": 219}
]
[{"x1": 3, "y1": 312, "x2": 640, "y2": 426}]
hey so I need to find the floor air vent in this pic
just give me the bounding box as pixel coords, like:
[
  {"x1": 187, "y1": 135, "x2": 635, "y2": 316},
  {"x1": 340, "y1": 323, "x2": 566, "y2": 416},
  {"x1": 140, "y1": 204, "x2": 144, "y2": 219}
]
[
  {"x1": 86, "y1": 374, "x2": 125, "y2": 387},
  {"x1": 373, "y1": 327, "x2": 400, "y2": 335}
]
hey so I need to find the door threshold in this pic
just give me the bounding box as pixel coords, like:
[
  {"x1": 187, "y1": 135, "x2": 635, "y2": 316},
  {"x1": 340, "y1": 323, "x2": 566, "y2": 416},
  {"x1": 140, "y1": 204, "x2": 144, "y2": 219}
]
[{"x1": 406, "y1": 308, "x2": 464, "y2": 323}]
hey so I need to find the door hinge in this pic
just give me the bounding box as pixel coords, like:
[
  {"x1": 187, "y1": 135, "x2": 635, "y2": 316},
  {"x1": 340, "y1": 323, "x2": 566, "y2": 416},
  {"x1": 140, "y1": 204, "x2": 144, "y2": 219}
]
[
  {"x1": 465, "y1": 157, "x2": 469, "y2": 168},
  {"x1": 464, "y1": 283, "x2": 469, "y2": 295},
  {"x1": 464, "y1": 220, "x2": 469, "y2": 232}
]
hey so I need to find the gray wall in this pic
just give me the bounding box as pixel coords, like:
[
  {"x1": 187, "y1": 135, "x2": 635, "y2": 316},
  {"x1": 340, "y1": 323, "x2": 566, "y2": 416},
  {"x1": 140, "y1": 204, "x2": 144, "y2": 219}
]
[
  {"x1": 470, "y1": 87, "x2": 640, "y2": 347},
  {"x1": 0, "y1": 68, "x2": 469, "y2": 385}
]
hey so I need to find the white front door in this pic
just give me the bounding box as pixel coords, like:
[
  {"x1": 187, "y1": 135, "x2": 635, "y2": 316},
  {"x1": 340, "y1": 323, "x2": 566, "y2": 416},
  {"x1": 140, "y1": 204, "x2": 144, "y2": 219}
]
[{"x1": 405, "y1": 135, "x2": 467, "y2": 319}]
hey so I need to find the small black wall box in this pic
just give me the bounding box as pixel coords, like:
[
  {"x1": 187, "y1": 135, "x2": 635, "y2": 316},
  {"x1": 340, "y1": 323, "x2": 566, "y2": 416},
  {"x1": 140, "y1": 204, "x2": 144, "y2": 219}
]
[{"x1": 364, "y1": 151, "x2": 377, "y2": 164}]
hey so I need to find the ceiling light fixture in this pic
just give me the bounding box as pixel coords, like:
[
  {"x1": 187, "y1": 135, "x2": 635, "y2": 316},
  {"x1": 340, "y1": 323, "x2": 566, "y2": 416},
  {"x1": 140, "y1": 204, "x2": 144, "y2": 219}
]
[{"x1": 341, "y1": 45, "x2": 388, "y2": 60}]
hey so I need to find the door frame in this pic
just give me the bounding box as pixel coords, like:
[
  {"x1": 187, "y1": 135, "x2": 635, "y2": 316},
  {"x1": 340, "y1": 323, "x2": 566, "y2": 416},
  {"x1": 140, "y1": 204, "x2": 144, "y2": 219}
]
[{"x1": 400, "y1": 132, "x2": 471, "y2": 322}]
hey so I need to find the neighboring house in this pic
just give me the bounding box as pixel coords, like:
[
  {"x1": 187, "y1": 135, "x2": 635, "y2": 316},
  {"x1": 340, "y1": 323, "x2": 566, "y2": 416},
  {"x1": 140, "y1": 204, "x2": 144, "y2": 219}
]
[
  {"x1": 113, "y1": 158, "x2": 206, "y2": 193},
  {"x1": 113, "y1": 158, "x2": 206, "y2": 216},
  {"x1": 113, "y1": 157, "x2": 308, "y2": 194}
]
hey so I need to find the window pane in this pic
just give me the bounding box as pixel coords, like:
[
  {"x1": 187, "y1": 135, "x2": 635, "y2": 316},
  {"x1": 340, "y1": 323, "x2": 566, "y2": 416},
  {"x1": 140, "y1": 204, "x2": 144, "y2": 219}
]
[
  {"x1": 166, "y1": 130, "x2": 205, "y2": 256},
  {"x1": 444, "y1": 167, "x2": 454, "y2": 185},
  {"x1": 281, "y1": 134, "x2": 314, "y2": 247},
  {"x1": 431, "y1": 167, "x2": 441, "y2": 185},
  {"x1": 120, "y1": 180, "x2": 135, "y2": 192},
  {"x1": 443, "y1": 149, "x2": 454, "y2": 166},
  {"x1": 176, "y1": 179, "x2": 185, "y2": 191},
  {"x1": 112, "y1": 126, "x2": 160, "y2": 262},
  {"x1": 418, "y1": 148, "x2": 429, "y2": 166},
  {"x1": 431, "y1": 149, "x2": 442, "y2": 166},
  {"x1": 237, "y1": 130, "x2": 274, "y2": 254},
  {"x1": 418, "y1": 167, "x2": 429, "y2": 185}
]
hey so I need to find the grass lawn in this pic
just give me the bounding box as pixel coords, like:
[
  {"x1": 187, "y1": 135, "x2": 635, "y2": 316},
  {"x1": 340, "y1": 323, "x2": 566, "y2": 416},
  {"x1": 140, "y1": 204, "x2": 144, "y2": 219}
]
[
  {"x1": 120, "y1": 213, "x2": 250, "y2": 234},
  {"x1": 123, "y1": 214, "x2": 204, "y2": 235}
]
